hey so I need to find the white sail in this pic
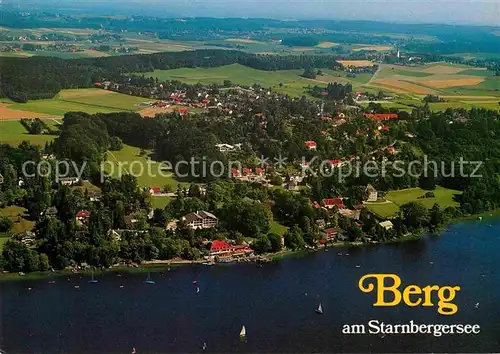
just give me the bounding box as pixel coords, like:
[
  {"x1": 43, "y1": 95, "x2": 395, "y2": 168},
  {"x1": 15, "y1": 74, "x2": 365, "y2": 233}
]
[
  {"x1": 240, "y1": 325, "x2": 246, "y2": 337},
  {"x1": 316, "y1": 303, "x2": 323, "y2": 314}
]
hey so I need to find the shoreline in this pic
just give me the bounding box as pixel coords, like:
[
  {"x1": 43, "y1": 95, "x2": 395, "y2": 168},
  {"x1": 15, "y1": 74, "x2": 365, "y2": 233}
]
[{"x1": 1, "y1": 212, "x2": 498, "y2": 282}]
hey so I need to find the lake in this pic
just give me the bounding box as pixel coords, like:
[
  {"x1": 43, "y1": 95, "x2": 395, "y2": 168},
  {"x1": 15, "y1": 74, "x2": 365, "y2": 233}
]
[{"x1": 1, "y1": 219, "x2": 500, "y2": 353}]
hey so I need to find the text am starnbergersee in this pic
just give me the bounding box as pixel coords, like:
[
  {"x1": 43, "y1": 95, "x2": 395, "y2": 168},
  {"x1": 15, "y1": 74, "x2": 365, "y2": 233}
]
[{"x1": 341, "y1": 273, "x2": 481, "y2": 337}]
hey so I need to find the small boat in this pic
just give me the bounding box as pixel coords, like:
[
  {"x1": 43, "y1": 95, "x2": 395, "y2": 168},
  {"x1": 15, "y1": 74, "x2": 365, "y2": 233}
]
[
  {"x1": 74, "y1": 285, "x2": 80, "y2": 289},
  {"x1": 475, "y1": 302, "x2": 480, "y2": 308},
  {"x1": 192, "y1": 277, "x2": 198, "y2": 284},
  {"x1": 119, "y1": 285, "x2": 124, "y2": 288},
  {"x1": 315, "y1": 303, "x2": 323, "y2": 314},
  {"x1": 239, "y1": 325, "x2": 247, "y2": 338},
  {"x1": 48, "y1": 280, "x2": 56, "y2": 284},
  {"x1": 131, "y1": 347, "x2": 136, "y2": 354},
  {"x1": 144, "y1": 272, "x2": 155, "y2": 284},
  {"x1": 202, "y1": 342, "x2": 207, "y2": 351},
  {"x1": 196, "y1": 287, "x2": 200, "y2": 294},
  {"x1": 355, "y1": 265, "x2": 360, "y2": 268},
  {"x1": 88, "y1": 269, "x2": 98, "y2": 284},
  {"x1": 478, "y1": 216, "x2": 483, "y2": 221}
]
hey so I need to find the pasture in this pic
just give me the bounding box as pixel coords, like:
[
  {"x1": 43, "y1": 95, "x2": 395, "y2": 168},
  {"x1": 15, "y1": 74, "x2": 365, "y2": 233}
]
[
  {"x1": 3, "y1": 89, "x2": 152, "y2": 118},
  {"x1": 366, "y1": 186, "x2": 462, "y2": 218}
]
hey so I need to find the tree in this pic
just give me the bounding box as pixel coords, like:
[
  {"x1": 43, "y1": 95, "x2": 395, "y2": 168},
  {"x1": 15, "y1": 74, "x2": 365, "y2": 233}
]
[
  {"x1": 109, "y1": 136, "x2": 123, "y2": 151},
  {"x1": 267, "y1": 233, "x2": 283, "y2": 252},
  {"x1": 400, "y1": 202, "x2": 428, "y2": 230},
  {"x1": 284, "y1": 225, "x2": 305, "y2": 250},
  {"x1": 301, "y1": 68, "x2": 317, "y2": 79},
  {"x1": 252, "y1": 234, "x2": 271, "y2": 254},
  {"x1": 0, "y1": 216, "x2": 13, "y2": 232}
]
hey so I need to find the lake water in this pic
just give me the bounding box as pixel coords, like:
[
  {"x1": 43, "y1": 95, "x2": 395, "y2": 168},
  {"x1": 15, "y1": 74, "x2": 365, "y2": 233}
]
[{"x1": 1, "y1": 219, "x2": 500, "y2": 353}]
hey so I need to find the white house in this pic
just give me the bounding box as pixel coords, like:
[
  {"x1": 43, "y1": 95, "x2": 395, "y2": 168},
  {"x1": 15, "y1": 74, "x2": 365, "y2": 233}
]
[
  {"x1": 379, "y1": 220, "x2": 393, "y2": 230},
  {"x1": 183, "y1": 211, "x2": 218, "y2": 230},
  {"x1": 365, "y1": 184, "x2": 378, "y2": 202}
]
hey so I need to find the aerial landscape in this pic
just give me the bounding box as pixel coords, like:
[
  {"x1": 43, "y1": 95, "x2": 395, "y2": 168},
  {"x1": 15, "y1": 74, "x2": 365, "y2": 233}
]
[{"x1": 0, "y1": 0, "x2": 500, "y2": 353}]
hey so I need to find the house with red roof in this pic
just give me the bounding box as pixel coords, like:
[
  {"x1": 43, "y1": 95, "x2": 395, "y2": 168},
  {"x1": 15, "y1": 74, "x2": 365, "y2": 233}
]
[
  {"x1": 255, "y1": 168, "x2": 264, "y2": 176},
  {"x1": 304, "y1": 141, "x2": 317, "y2": 150},
  {"x1": 209, "y1": 240, "x2": 254, "y2": 260},
  {"x1": 364, "y1": 113, "x2": 398, "y2": 121},
  {"x1": 231, "y1": 168, "x2": 241, "y2": 177},
  {"x1": 386, "y1": 146, "x2": 397, "y2": 154},
  {"x1": 322, "y1": 198, "x2": 345, "y2": 210},
  {"x1": 149, "y1": 187, "x2": 162, "y2": 195},
  {"x1": 328, "y1": 159, "x2": 342, "y2": 168},
  {"x1": 76, "y1": 210, "x2": 90, "y2": 221},
  {"x1": 323, "y1": 228, "x2": 339, "y2": 241},
  {"x1": 242, "y1": 168, "x2": 252, "y2": 175}
]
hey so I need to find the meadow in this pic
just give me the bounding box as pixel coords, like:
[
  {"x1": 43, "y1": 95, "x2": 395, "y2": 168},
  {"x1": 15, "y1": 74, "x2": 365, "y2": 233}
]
[
  {"x1": 141, "y1": 63, "x2": 373, "y2": 97},
  {"x1": 2, "y1": 89, "x2": 152, "y2": 118},
  {"x1": 366, "y1": 186, "x2": 462, "y2": 218},
  {"x1": 0, "y1": 120, "x2": 57, "y2": 146}
]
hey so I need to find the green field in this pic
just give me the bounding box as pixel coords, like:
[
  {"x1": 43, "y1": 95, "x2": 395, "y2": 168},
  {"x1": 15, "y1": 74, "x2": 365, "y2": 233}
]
[
  {"x1": 104, "y1": 144, "x2": 185, "y2": 189},
  {"x1": 140, "y1": 64, "x2": 372, "y2": 97},
  {"x1": 367, "y1": 186, "x2": 462, "y2": 218},
  {"x1": 7, "y1": 89, "x2": 152, "y2": 116},
  {"x1": 0, "y1": 205, "x2": 35, "y2": 234},
  {"x1": 0, "y1": 120, "x2": 57, "y2": 146}
]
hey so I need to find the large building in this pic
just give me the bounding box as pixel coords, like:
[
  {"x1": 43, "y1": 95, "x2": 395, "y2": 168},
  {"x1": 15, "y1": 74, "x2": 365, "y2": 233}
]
[{"x1": 183, "y1": 211, "x2": 218, "y2": 229}]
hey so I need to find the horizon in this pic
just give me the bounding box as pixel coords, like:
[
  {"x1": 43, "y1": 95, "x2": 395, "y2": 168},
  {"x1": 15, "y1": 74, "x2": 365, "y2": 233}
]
[{"x1": 4, "y1": 0, "x2": 500, "y2": 27}]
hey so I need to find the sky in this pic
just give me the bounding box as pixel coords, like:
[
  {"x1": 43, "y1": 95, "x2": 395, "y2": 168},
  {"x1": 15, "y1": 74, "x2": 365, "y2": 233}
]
[{"x1": 12, "y1": 0, "x2": 500, "y2": 26}]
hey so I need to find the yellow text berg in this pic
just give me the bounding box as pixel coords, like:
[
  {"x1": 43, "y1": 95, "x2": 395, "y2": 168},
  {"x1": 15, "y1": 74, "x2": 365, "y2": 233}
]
[{"x1": 358, "y1": 273, "x2": 461, "y2": 315}]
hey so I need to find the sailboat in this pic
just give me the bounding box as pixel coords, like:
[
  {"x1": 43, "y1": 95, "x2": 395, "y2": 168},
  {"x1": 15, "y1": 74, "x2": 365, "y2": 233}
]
[
  {"x1": 239, "y1": 325, "x2": 246, "y2": 338},
  {"x1": 144, "y1": 272, "x2": 155, "y2": 284},
  {"x1": 315, "y1": 303, "x2": 323, "y2": 314},
  {"x1": 88, "y1": 269, "x2": 98, "y2": 284}
]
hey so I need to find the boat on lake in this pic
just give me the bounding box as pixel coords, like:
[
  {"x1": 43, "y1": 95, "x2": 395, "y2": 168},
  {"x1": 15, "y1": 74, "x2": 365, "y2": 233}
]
[
  {"x1": 144, "y1": 272, "x2": 155, "y2": 284},
  {"x1": 88, "y1": 269, "x2": 98, "y2": 284},
  {"x1": 239, "y1": 325, "x2": 246, "y2": 338},
  {"x1": 315, "y1": 303, "x2": 323, "y2": 314}
]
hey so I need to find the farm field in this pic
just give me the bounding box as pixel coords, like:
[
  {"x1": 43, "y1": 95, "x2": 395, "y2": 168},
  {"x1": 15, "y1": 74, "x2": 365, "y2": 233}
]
[
  {"x1": 366, "y1": 186, "x2": 462, "y2": 218},
  {"x1": 3, "y1": 89, "x2": 152, "y2": 118},
  {"x1": 0, "y1": 120, "x2": 57, "y2": 146},
  {"x1": 367, "y1": 63, "x2": 500, "y2": 111}
]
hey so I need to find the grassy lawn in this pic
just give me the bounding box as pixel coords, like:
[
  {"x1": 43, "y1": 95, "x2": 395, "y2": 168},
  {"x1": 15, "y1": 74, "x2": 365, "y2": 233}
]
[
  {"x1": 269, "y1": 220, "x2": 288, "y2": 236},
  {"x1": 104, "y1": 144, "x2": 186, "y2": 189},
  {"x1": 0, "y1": 205, "x2": 35, "y2": 234},
  {"x1": 367, "y1": 186, "x2": 462, "y2": 218},
  {"x1": 0, "y1": 120, "x2": 57, "y2": 146},
  {"x1": 151, "y1": 197, "x2": 171, "y2": 210}
]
